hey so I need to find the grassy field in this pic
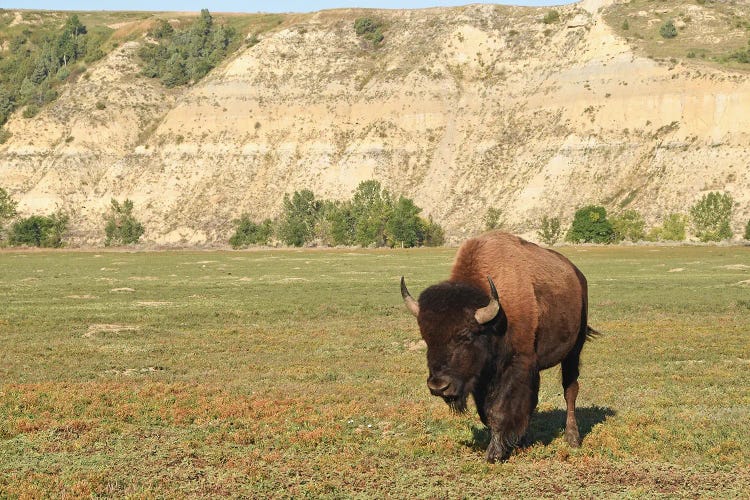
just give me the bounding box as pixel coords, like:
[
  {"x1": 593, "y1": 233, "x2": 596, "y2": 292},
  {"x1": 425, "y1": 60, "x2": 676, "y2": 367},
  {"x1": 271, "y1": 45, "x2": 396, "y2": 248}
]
[{"x1": 0, "y1": 245, "x2": 749, "y2": 497}]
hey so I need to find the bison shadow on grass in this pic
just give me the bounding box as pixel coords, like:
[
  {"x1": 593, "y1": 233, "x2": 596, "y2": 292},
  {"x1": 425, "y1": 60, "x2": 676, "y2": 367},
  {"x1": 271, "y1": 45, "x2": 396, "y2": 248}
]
[{"x1": 463, "y1": 405, "x2": 616, "y2": 451}]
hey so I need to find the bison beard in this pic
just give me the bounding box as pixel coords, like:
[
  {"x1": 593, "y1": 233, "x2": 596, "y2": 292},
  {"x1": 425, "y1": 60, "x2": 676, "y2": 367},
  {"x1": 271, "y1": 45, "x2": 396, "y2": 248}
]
[{"x1": 401, "y1": 232, "x2": 596, "y2": 462}]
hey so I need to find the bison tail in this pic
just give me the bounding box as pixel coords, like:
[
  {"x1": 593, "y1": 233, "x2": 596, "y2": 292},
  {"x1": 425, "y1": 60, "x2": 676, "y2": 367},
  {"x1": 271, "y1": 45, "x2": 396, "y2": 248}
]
[{"x1": 585, "y1": 326, "x2": 601, "y2": 340}]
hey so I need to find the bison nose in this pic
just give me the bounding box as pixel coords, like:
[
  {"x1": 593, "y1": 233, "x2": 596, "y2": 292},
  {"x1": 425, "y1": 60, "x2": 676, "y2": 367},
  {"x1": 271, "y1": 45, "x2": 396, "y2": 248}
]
[{"x1": 427, "y1": 375, "x2": 451, "y2": 396}]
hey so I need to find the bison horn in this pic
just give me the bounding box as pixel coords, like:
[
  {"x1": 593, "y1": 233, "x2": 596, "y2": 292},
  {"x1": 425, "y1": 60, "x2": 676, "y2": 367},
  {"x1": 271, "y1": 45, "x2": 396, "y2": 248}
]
[
  {"x1": 474, "y1": 276, "x2": 500, "y2": 325},
  {"x1": 401, "y1": 277, "x2": 419, "y2": 317}
]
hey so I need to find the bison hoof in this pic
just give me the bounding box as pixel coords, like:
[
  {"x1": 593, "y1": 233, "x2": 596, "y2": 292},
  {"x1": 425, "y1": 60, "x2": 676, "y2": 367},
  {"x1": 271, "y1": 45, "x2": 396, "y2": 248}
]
[
  {"x1": 485, "y1": 435, "x2": 512, "y2": 463},
  {"x1": 564, "y1": 428, "x2": 581, "y2": 448}
]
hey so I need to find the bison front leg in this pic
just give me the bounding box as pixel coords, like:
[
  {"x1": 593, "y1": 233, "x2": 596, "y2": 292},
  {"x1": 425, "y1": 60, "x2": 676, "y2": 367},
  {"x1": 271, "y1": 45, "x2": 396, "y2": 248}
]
[{"x1": 484, "y1": 363, "x2": 540, "y2": 463}]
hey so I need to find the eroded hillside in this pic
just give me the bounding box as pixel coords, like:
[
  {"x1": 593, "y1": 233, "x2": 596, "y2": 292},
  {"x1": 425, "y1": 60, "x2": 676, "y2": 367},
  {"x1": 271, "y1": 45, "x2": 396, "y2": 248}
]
[{"x1": 1, "y1": 1, "x2": 749, "y2": 246}]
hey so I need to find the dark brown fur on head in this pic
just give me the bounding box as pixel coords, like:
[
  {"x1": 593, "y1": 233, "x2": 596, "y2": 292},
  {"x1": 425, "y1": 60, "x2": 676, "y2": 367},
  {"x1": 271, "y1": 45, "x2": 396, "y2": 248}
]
[{"x1": 417, "y1": 282, "x2": 506, "y2": 412}]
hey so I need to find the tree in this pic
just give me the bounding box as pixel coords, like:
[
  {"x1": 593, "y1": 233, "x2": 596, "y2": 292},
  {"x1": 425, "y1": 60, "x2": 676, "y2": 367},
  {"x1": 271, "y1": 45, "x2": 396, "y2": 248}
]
[
  {"x1": 537, "y1": 215, "x2": 561, "y2": 246},
  {"x1": 385, "y1": 196, "x2": 423, "y2": 248},
  {"x1": 351, "y1": 180, "x2": 393, "y2": 247},
  {"x1": 421, "y1": 216, "x2": 445, "y2": 247},
  {"x1": 9, "y1": 211, "x2": 68, "y2": 248},
  {"x1": 744, "y1": 219, "x2": 750, "y2": 241},
  {"x1": 277, "y1": 190, "x2": 321, "y2": 247},
  {"x1": 323, "y1": 200, "x2": 356, "y2": 246},
  {"x1": 610, "y1": 210, "x2": 646, "y2": 242},
  {"x1": 689, "y1": 192, "x2": 733, "y2": 242},
  {"x1": 565, "y1": 205, "x2": 614, "y2": 244},
  {"x1": 104, "y1": 198, "x2": 145, "y2": 246},
  {"x1": 0, "y1": 187, "x2": 18, "y2": 241}
]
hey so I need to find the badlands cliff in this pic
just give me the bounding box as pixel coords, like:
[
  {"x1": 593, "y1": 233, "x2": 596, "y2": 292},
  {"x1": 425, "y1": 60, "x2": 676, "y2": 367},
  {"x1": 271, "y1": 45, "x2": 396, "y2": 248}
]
[{"x1": 1, "y1": 1, "x2": 749, "y2": 246}]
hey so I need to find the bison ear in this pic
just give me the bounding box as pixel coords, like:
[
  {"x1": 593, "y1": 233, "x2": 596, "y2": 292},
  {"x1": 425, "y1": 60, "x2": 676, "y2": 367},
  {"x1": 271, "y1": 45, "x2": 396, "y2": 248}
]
[
  {"x1": 474, "y1": 276, "x2": 500, "y2": 325},
  {"x1": 401, "y1": 277, "x2": 419, "y2": 317}
]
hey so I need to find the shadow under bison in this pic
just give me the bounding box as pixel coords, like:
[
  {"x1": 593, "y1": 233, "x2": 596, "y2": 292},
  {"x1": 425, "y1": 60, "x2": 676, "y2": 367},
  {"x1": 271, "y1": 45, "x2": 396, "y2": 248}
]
[{"x1": 463, "y1": 405, "x2": 616, "y2": 452}]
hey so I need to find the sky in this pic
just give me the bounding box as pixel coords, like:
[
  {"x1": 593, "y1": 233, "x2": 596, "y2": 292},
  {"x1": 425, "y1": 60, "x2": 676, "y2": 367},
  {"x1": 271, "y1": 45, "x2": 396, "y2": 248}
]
[{"x1": 4, "y1": 1, "x2": 571, "y2": 14}]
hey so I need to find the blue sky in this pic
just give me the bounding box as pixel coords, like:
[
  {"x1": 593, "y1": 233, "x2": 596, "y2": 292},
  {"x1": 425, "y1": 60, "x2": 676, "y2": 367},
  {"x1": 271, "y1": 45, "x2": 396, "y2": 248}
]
[{"x1": 5, "y1": 1, "x2": 570, "y2": 13}]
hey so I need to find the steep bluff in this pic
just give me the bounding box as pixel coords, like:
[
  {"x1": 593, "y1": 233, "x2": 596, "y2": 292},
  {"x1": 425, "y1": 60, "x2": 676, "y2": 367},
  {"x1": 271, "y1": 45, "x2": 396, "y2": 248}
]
[{"x1": 1, "y1": 2, "x2": 748, "y2": 246}]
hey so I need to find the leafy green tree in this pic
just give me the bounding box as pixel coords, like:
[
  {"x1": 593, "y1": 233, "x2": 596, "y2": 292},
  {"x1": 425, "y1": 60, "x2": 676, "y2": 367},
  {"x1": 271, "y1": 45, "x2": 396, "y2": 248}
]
[
  {"x1": 277, "y1": 190, "x2": 321, "y2": 247},
  {"x1": 351, "y1": 180, "x2": 394, "y2": 247},
  {"x1": 9, "y1": 211, "x2": 68, "y2": 248},
  {"x1": 421, "y1": 216, "x2": 445, "y2": 247},
  {"x1": 0, "y1": 187, "x2": 18, "y2": 241},
  {"x1": 322, "y1": 200, "x2": 356, "y2": 246},
  {"x1": 689, "y1": 192, "x2": 733, "y2": 242},
  {"x1": 565, "y1": 205, "x2": 614, "y2": 243},
  {"x1": 138, "y1": 9, "x2": 237, "y2": 88},
  {"x1": 611, "y1": 210, "x2": 646, "y2": 242},
  {"x1": 229, "y1": 216, "x2": 273, "y2": 248},
  {"x1": 104, "y1": 198, "x2": 145, "y2": 246},
  {"x1": 744, "y1": 219, "x2": 750, "y2": 241},
  {"x1": 386, "y1": 196, "x2": 423, "y2": 248},
  {"x1": 537, "y1": 215, "x2": 561, "y2": 245}
]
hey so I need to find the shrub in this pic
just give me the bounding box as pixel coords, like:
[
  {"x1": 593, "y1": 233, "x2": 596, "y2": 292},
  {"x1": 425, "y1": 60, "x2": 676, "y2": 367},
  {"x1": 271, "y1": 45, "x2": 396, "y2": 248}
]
[
  {"x1": 9, "y1": 212, "x2": 68, "y2": 248},
  {"x1": 95, "y1": 100, "x2": 106, "y2": 110},
  {"x1": 104, "y1": 198, "x2": 145, "y2": 246},
  {"x1": 22, "y1": 104, "x2": 39, "y2": 118},
  {"x1": 745, "y1": 219, "x2": 750, "y2": 241},
  {"x1": 660, "y1": 20, "x2": 677, "y2": 39},
  {"x1": 689, "y1": 192, "x2": 733, "y2": 242},
  {"x1": 543, "y1": 10, "x2": 560, "y2": 25},
  {"x1": 229, "y1": 216, "x2": 273, "y2": 248},
  {"x1": 611, "y1": 210, "x2": 646, "y2": 242},
  {"x1": 648, "y1": 213, "x2": 687, "y2": 241},
  {"x1": 354, "y1": 17, "x2": 384, "y2": 46},
  {"x1": 565, "y1": 205, "x2": 614, "y2": 244},
  {"x1": 537, "y1": 215, "x2": 561, "y2": 246},
  {"x1": 484, "y1": 207, "x2": 503, "y2": 231},
  {"x1": 622, "y1": 20, "x2": 629, "y2": 30}
]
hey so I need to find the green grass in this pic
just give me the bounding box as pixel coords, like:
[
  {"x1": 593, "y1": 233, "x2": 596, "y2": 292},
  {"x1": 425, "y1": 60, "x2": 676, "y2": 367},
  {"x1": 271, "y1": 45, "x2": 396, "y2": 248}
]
[{"x1": 1, "y1": 246, "x2": 749, "y2": 496}]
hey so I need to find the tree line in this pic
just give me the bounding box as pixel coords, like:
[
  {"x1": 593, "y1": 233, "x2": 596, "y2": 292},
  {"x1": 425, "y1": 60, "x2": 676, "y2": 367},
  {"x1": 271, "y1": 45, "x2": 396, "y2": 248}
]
[
  {"x1": 1, "y1": 186, "x2": 748, "y2": 249},
  {"x1": 230, "y1": 180, "x2": 445, "y2": 248}
]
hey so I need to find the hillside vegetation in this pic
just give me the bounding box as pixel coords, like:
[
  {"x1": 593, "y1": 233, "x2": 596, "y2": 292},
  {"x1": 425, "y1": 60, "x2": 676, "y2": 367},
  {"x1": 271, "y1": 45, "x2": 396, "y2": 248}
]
[{"x1": 0, "y1": 1, "x2": 749, "y2": 246}]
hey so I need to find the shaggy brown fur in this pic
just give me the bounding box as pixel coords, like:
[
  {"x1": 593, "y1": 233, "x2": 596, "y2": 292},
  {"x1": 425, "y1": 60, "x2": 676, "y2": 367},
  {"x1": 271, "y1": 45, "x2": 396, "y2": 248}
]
[{"x1": 402, "y1": 231, "x2": 596, "y2": 462}]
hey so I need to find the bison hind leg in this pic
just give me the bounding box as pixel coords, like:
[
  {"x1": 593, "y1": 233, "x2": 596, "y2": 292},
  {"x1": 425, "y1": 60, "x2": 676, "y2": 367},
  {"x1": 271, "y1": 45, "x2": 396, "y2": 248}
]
[{"x1": 561, "y1": 351, "x2": 581, "y2": 447}]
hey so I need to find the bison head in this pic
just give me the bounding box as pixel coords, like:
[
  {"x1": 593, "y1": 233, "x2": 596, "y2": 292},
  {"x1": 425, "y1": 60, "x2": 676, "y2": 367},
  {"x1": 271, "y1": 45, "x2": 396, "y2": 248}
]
[{"x1": 401, "y1": 276, "x2": 505, "y2": 413}]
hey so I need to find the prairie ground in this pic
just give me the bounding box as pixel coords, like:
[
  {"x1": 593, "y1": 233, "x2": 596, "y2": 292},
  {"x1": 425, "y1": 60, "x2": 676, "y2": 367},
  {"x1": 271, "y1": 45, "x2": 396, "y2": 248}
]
[{"x1": 0, "y1": 245, "x2": 749, "y2": 497}]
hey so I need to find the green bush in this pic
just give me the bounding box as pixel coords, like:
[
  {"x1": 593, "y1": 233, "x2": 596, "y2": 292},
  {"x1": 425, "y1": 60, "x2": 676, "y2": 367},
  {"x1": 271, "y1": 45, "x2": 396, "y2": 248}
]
[
  {"x1": 229, "y1": 216, "x2": 273, "y2": 248},
  {"x1": 648, "y1": 213, "x2": 687, "y2": 241},
  {"x1": 9, "y1": 212, "x2": 68, "y2": 248},
  {"x1": 484, "y1": 207, "x2": 503, "y2": 231},
  {"x1": 537, "y1": 215, "x2": 562, "y2": 246},
  {"x1": 354, "y1": 17, "x2": 384, "y2": 46},
  {"x1": 104, "y1": 198, "x2": 145, "y2": 246},
  {"x1": 543, "y1": 10, "x2": 560, "y2": 25},
  {"x1": 611, "y1": 210, "x2": 646, "y2": 242},
  {"x1": 689, "y1": 192, "x2": 733, "y2": 242},
  {"x1": 565, "y1": 205, "x2": 614, "y2": 244},
  {"x1": 744, "y1": 220, "x2": 750, "y2": 240},
  {"x1": 660, "y1": 20, "x2": 677, "y2": 39}
]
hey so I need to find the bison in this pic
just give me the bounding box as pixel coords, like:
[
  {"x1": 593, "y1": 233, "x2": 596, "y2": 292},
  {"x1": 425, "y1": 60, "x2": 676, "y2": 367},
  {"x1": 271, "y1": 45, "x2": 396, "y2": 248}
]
[{"x1": 401, "y1": 231, "x2": 597, "y2": 462}]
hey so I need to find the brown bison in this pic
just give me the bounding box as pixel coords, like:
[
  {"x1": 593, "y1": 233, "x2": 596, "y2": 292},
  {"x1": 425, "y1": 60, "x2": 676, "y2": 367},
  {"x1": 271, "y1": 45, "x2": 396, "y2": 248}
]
[{"x1": 401, "y1": 231, "x2": 597, "y2": 462}]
